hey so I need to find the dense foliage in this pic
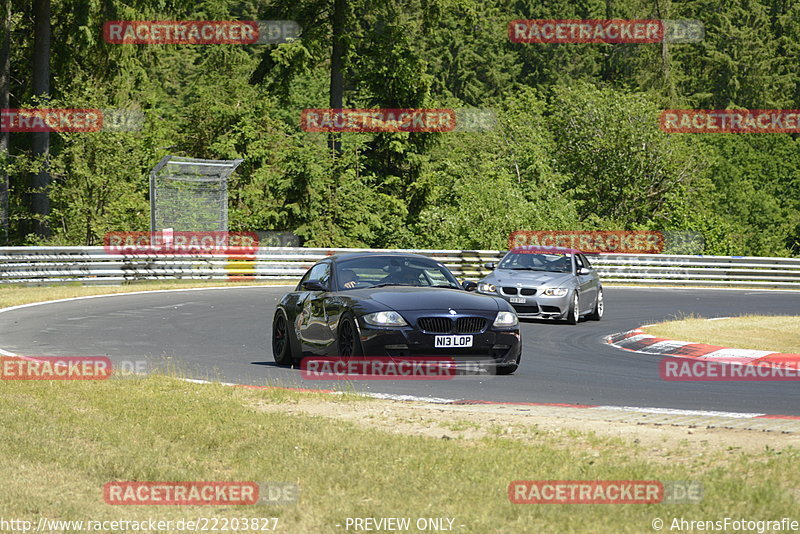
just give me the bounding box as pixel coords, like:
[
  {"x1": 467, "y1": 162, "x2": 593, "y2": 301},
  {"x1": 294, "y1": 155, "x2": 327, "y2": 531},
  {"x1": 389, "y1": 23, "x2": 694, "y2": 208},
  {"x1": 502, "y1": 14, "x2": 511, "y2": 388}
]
[{"x1": 2, "y1": 0, "x2": 799, "y2": 255}]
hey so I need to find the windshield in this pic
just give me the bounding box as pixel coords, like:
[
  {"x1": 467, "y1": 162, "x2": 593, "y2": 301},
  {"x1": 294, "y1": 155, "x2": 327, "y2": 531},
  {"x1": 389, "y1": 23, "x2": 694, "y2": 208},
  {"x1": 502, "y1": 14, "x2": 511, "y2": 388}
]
[
  {"x1": 498, "y1": 252, "x2": 573, "y2": 273},
  {"x1": 335, "y1": 256, "x2": 461, "y2": 291}
]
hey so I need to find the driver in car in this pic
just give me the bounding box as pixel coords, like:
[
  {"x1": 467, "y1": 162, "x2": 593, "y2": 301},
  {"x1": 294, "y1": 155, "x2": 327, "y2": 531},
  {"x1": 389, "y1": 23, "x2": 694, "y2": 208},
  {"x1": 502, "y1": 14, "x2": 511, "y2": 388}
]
[
  {"x1": 379, "y1": 265, "x2": 420, "y2": 286},
  {"x1": 549, "y1": 256, "x2": 571, "y2": 272},
  {"x1": 340, "y1": 269, "x2": 360, "y2": 289}
]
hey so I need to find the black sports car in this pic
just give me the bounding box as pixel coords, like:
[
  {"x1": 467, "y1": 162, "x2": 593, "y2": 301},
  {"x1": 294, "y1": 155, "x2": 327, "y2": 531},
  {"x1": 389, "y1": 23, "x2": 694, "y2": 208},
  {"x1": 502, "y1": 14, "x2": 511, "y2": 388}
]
[{"x1": 271, "y1": 252, "x2": 522, "y2": 374}]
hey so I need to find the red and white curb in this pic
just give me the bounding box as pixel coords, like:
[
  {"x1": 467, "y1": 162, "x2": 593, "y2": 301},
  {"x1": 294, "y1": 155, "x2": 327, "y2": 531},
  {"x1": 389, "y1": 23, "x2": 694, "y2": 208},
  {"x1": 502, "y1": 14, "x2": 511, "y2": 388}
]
[
  {"x1": 604, "y1": 327, "x2": 800, "y2": 369},
  {"x1": 601, "y1": 325, "x2": 800, "y2": 426}
]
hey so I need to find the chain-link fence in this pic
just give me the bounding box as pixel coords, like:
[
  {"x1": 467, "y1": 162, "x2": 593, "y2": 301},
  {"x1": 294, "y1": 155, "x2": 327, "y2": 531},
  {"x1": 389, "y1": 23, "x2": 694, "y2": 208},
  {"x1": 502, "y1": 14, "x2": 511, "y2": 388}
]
[{"x1": 149, "y1": 156, "x2": 242, "y2": 232}]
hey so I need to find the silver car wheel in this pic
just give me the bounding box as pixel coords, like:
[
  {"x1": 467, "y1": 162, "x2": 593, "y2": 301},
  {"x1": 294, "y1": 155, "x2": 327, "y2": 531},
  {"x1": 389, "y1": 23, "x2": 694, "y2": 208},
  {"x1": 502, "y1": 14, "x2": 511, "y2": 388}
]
[
  {"x1": 572, "y1": 293, "x2": 579, "y2": 323},
  {"x1": 596, "y1": 289, "x2": 604, "y2": 318}
]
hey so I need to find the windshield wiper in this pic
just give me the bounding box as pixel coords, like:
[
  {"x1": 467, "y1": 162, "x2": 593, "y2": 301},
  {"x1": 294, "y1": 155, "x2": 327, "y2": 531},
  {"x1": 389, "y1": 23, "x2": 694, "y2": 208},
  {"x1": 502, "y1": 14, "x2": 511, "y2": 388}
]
[{"x1": 507, "y1": 267, "x2": 547, "y2": 271}]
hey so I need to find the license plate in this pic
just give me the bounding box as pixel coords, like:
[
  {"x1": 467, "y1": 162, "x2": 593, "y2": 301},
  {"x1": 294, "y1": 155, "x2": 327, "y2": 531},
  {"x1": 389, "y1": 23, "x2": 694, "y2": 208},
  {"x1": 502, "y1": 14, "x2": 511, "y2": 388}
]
[
  {"x1": 510, "y1": 297, "x2": 526, "y2": 304},
  {"x1": 434, "y1": 335, "x2": 473, "y2": 348}
]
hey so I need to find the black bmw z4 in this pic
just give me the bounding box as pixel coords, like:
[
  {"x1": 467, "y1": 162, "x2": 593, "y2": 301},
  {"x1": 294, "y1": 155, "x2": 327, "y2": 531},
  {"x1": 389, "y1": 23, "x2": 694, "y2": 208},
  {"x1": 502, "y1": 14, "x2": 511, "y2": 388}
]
[{"x1": 271, "y1": 252, "x2": 522, "y2": 374}]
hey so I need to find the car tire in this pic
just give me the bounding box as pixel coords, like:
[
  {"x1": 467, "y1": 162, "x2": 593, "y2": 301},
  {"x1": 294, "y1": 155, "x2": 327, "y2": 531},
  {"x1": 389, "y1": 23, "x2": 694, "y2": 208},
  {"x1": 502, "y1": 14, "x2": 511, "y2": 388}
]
[
  {"x1": 337, "y1": 313, "x2": 363, "y2": 357},
  {"x1": 588, "y1": 287, "x2": 604, "y2": 321},
  {"x1": 272, "y1": 309, "x2": 295, "y2": 366},
  {"x1": 496, "y1": 352, "x2": 520, "y2": 375},
  {"x1": 565, "y1": 292, "x2": 579, "y2": 325}
]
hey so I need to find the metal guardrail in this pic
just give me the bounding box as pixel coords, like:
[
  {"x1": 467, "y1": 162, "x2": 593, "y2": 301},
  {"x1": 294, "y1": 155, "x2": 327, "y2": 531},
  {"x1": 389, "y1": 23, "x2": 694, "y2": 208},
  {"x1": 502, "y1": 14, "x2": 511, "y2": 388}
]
[{"x1": 1, "y1": 246, "x2": 799, "y2": 289}]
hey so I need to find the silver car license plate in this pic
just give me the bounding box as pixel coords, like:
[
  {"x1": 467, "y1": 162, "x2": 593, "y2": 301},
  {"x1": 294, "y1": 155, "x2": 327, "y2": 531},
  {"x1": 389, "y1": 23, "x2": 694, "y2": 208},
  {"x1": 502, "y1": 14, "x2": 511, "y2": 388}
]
[
  {"x1": 434, "y1": 335, "x2": 473, "y2": 348},
  {"x1": 510, "y1": 297, "x2": 526, "y2": 303}
]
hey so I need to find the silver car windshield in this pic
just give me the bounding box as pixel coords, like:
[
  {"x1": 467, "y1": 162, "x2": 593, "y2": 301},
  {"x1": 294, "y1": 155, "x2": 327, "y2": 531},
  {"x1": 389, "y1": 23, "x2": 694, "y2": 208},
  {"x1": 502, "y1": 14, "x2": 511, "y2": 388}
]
[{"x1": 498, "y1": 252, "x2": 573, "y2": 273}]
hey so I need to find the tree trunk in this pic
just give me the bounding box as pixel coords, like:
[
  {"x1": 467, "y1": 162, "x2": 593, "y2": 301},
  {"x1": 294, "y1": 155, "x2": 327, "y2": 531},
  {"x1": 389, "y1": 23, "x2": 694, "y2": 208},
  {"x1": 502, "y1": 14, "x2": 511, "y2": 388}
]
[
  {"x1": 601, "y1": 0, "x2": 615, "y2": 82},
  {"x1": 328, "y1": 0, "x2": 345, "y2": 156},
  {"x1": 0, "y1": 0, "x2": 10, "y2": 244},
  {"x1": 654, "y1": 0, "x2": 674, "y2": 102},
  {"x1": 31, "y1": 0, "x2": 50, "y2": 238}
]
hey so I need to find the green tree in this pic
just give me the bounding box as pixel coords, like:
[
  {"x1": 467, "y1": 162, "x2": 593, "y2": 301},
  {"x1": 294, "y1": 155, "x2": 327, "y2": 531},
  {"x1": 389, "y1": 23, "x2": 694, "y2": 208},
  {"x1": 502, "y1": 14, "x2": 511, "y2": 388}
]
[{"x1": 548, "y1": 82, "x2": 708, "y2": 226}]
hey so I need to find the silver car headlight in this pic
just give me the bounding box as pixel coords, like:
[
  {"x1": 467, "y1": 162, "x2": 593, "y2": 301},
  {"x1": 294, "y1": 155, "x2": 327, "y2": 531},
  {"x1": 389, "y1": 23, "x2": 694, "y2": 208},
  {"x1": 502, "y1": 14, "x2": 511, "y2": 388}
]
[
  {"x1": 493, "y1": 311, "x2": 518, "y2": 327},
  {"x1": 541, "y1": 288, "x2": 569, "y2": 297},
  {"x1": 363, "y1": 311, "x2": 408, "y2": 327},
  {"x1": 478, "y1": 282, "x2": 497, "y2": 293}
]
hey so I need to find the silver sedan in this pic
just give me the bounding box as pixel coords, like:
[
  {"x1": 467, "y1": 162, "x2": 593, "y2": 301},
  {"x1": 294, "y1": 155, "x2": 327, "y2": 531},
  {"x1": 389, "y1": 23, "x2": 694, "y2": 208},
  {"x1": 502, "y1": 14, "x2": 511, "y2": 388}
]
[{"x1": 476, "y1": 246, "x2": 604, "y2": 324}]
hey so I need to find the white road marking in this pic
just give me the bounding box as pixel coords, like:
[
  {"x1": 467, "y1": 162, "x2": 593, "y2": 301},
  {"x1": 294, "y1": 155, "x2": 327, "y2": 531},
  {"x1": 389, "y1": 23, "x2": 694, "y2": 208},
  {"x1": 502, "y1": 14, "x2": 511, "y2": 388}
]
[
  {"x1": 364, "y1": 392, "x2": 456, "y2": 404},
  {"x1": 700, "y1": 348, "x2": 775, "y2": 359},
  {"x1": 605, "y1": 285, "x2": 800, "y2": 293},
  {"x1": 596, "y1": 405, "x2": 764, "y2": 419}
]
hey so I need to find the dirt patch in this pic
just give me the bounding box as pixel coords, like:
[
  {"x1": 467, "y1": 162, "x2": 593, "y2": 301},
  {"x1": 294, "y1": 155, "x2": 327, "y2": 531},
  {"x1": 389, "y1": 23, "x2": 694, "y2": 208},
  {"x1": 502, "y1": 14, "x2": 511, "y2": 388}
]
[{"x1": 248, "y1": 397, "x2": 800, "y2": 463}]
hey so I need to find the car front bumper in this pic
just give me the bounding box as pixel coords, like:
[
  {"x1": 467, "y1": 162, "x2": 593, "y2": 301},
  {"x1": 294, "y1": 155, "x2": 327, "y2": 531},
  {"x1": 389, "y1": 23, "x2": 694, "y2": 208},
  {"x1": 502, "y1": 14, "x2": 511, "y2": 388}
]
[
  {"x1": 354, "y1": 317, "x2": 521, "y2": 370},
  {"x1": 477, "y1": 289, "x2": 573, "y2": 319}
]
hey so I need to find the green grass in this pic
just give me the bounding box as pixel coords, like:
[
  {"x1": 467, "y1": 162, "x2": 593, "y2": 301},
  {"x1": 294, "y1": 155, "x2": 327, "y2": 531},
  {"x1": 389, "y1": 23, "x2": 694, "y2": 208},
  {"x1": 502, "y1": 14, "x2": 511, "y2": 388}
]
[
  {"x1": 439, "y1": 419, "x2": 482, "y2": 432},
  {"x1": 644, "y1": 315, "x2": 800, "y2": 354},
  {"x1": 0, "y1": 375, "x2": 798, "y2": 533}
]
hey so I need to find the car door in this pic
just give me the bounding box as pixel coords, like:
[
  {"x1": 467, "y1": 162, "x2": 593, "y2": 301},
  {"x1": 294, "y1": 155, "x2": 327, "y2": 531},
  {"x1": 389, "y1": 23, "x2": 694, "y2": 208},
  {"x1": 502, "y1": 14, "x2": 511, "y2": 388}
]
[
  {"x1": 297, "y1": 261, "x2": 334, "y2": 355},
  {"x1": 574, "y1": 254, "x2": 596, "y2": 314}
]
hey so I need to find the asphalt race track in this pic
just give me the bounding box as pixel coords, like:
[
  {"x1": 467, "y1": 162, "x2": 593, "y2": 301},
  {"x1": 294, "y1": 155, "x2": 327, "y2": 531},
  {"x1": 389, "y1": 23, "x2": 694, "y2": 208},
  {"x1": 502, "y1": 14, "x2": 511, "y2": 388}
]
[{"x1": 1, "y1": 286, "x2": 798, "y2": 415}]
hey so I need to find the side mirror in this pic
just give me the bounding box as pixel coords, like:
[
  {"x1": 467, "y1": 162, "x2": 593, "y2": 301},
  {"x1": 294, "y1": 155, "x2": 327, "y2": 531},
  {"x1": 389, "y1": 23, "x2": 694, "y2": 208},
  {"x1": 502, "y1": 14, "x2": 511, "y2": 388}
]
[
  {"x1": 484, "y1": 262, "x2": 496, "y2": 270},
  {"x1": 302, "y1": 279, "x2": 328, "y2": 292},
  {"x1": 578, "y1": 267, "x2": 591, "y2": 275},
  {"x1": 461, "y1": 280, "x2": 478, "y2": 292}
]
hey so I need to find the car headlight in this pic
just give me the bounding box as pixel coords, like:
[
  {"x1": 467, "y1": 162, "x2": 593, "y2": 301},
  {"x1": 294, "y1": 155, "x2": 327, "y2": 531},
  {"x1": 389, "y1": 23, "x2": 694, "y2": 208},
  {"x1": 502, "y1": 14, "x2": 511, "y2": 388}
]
[
  {"x1": 493, "y1": 311, "x2": 518, "y2": 327},
  {"x1": 478, "y1": 282, "x2": 497, "y2": 293},
  {"x1": 541, "y1": 288, "x2": 569, "y2": 297},
  {"x1": 363, "y1": 311, "x2": 408, "y2": 327}
]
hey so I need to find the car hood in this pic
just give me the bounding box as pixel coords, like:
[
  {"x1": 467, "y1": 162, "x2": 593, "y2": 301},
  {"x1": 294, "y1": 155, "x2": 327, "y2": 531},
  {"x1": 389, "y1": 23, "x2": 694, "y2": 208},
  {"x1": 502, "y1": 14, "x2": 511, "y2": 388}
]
[
  {"x1": 349, "y1": 286, "x2": 502, "y2": 312},
  {"x1": 484, "y1": 270, "x2": 574, "y2": 287}
]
